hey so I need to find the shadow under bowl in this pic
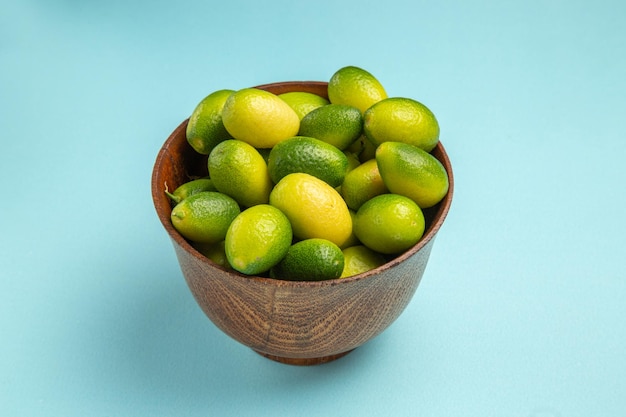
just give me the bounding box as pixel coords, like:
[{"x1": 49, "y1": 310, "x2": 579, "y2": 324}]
[{"x1": 151, "y1": 81, "x2": 454, "y2": 365}]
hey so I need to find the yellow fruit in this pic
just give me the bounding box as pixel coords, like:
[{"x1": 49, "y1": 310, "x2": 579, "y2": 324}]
[
  {"x1": 278, "y1": 91, "x2": 330, "y2": 120},
  {"x1": 327, "y1": 66, "x2": 387, "y2": 114},
  {"x1": 364, "y1": 97, "x2": 439, "y2": 152},
  {"x1": 340, "y1": 245, "x2": 386, "y2": 278},
  {"x1": 267, "y1": 136, "x2": 349, "y2": 188},
  {"x1": 165, "y1": 178, "x2": 215, "y2": 204},
  {"x1": 354, "y1": 194, "x2": 425, "y2": 254},
  {"x1": 270, "y1": 238, "x2": 344, "y2": 281},
  {"x1": 298, "y1": 104, "x2": 363, "y2": 150},
  {"x1": 225, "y1": 204, "x2": 293, "y2": 275},
  {"x1": 375, "y1": 141, "x2": 449, "y2": 208},
  {"x1": 170, "y1": 191, "x2": 241, "y2": 244},
  {"x1": 221, "y1": 88, "x2": 300, "y2": 148},
  {"x1": 186, "y1": 89, "x2": 234, "y2": 155},
  {"x1": 269, "y1": 173, "x2": 352, "y2": 247},
  {"x1": 340, "y1": 159, "x2": 388, "y2": 211},
  {"x1": 208, "y1": 139, "x2": 273, "y2": 207}
]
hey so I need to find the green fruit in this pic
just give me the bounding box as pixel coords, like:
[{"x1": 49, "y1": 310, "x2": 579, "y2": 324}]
[
  {"x1": 278, "y1": 91, "x2": 330, "y2": 120},
  {"x1": 340, "y1": 159, "x2": 388, "y2": 211},
  {"x1": 354, "y1": 194, "x2": 425, "y2": 254},
  {"x1": 186, "y1": 89, "x2": 234, "y2": 155},
  {"x1": 327, "y1": 66, "x2": 387, "y2": 113},
  {"x1": 165, "y1": 178, "x2": 216, "y2": 204},
  {"x1": 170, "y1": 191, "x2": 241, "y2": 244},
  {"x1": 267, "y1": 136, "x2": 349, "y2": 187},
  {"x1": 364, "y1": 97, "x2": 439, "y2": 152},
  {"x1": 340, "y1": 245, "x2": 386, "y2": 278},
  {"x1": 208, "y1": 139, "x2": 273, "y2": 207},
  {"x1": 271, "y1": 238, "x2": 344, "y2": 281},
  {"x1": 375, "y1": 141, "x2": 449, "y2": 208},
  {"x1": 298, "y1": 104, "x2": 363, "y2": 150}
]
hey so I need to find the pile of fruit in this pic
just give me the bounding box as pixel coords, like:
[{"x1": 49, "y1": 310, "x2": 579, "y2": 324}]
[{"x1": 166, "y1": 66, "x2": 449, "y2": 281}]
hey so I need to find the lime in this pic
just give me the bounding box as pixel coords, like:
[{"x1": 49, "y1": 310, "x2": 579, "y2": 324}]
[
  {"x1": 375, "y1": 141, "x2": 449, "y2": 208},
  {"x1": 298, "y1": 104, "x2": 363, "y2": 150},
  {"x1": 278, "y1": 91, "x2": 330, "y2": 120},
  {"x1": 354, "y1": 194, "x2": 425, "y2": 254},
  {"x1": 347, "y1": 134, "x2": 378, "y2": 163},
  {"x1": 225, "y1": 204, "x2": 293, "y2": 275},
  {"x1": 192, "y1": 240, "x2": 231, "y2": 269},
  {"x1": 170, "y1": 191, "x2": 241, "y2": 244},
  {"x1": 340, "y1": 209, "x2": 361, "y2": 249},
  {"x1": 364, "y1": 97, "x2": 439, "y2": 152},
  {"x1": 269, "y1": 173, "x2": 352, "y2": 247},
  {"x1": 221, "y1": 88, "x2": 300, "y2": 148},
  {"x1": 267, "y1": 136, "x2": 349, "y2": 187},
  {"x1": 186, "y1": 89, "x2": 234, "y2": 155},
  {"x1": 165, "y1": 178, "x2": 215, "y2": 204},
  {"x1": 327, "y1": 66, "x2": 387, "y2": 114},
  {"x1": 340, "y1": 159, "x2": 388, "y2": 211},
  {"x1": 340, "y1": 245, "x2": 386, "y2": 278},
  {"x1": 344, "y1": 151, "x2": 362, "y2": 173},
  {"x1": 208, "y1": 139, "x2": 273, "y2": 207},
  {"x1": 270, "y1": 238, "x2": 344, "y2": 281}
]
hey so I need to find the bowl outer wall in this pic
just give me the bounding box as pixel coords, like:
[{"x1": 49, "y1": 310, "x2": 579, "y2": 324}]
[{"x1": 151, "y1": 81, "x2": 454, "y2": 359}]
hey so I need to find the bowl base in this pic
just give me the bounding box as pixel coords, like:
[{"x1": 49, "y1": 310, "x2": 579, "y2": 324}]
[{"x1": 253, "y1": 349, "x2": 355, "y2": 366}]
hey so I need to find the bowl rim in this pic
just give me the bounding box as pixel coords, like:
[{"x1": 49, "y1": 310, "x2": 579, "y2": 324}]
[{"x1": 151, "y1": 81, "x2": 454, "y2": 288}]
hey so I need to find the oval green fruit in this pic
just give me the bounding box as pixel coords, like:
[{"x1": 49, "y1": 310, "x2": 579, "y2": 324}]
[
  {"x1": 375, "y1": 141, "x2": 449, "y2": 208},
  {"x1": 267, "y1": 136, "x2": 349, "y2": 187},
  {"x1": 270, "y1": 238, "x2": 344, "y2": 281},
  {"x1": 170, "y1": 191, "x2": 241, "y2": 244},
  {"x1": 208, "y1": 139, "x2": 273, "y2": 207},
  {"x1": 298, "y1": 104, "x2": 363, "y2": 150},
  {"x1": 364, "y1": 97, "x2": 439, "y2": 152},
  {"x1": 186, "y1": 89, "x2": 234, "y2": 155}
]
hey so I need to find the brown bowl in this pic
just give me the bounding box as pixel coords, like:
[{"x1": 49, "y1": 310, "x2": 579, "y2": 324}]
[{"x1": 151, "y1": 81, "x2": 454, "y2": 365}]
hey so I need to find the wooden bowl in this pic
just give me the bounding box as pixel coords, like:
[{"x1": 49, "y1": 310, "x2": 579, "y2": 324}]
[{"x1": 151, "y1": 81, "x2": 454, "y2": 365}]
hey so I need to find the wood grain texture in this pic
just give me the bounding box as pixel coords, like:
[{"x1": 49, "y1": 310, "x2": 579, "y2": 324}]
[{"x1": 151, "y1": 81, "x2": 454, "y2": 365}]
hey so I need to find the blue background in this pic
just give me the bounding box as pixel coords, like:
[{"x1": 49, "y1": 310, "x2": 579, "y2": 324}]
[{"x1": 2, "y1": 1, "x2": 625, "y2": 416}]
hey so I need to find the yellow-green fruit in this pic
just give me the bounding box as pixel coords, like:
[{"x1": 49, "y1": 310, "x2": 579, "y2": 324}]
[
  {"x1": 269, "y1": 173, "x2": 352, "y2": 247},
  {"x1": 186, "y1": 89, "x2": 234, "y2": 155},
  {"x1": 193, "y1": 240, "x2": 231, "y2": 269},
  {"x1": 375, "y1": 141, "x2": 449, "y2": 208},
  {"x1": 221, "y1": 88, "x2": 300, "y2": 148},
  {"x1": 278, "y1": 91, "x2": 330, "y2": 120},
  {"x1": 340, "y1": 245, "x2": 386, "y2": 278},
  {"x1": 340, "y1": 159, "x2": 388, "y2": 211},
  {"x1": 267, "y1": 136, "x2": 349, "y2": 188},
  {"x1": 270, "y1": 238, "x2": 344, "y2": 281},
  {"x1": 208, "y1": 139, "x2": 273, "y2": 207},
  {"x1": 170, "y1": 191, "x2": 241, "y2": 244},
  {"x1": 298, "y1": 104, "x2": 363, "y2": 150},
  {"x1": 347, "y1": 134, "x2": 378, "y2": 163},
  {"x1": 327, "y1": 66, "x2": 387, "y2": 114},
  {"x1": 364, "y1": 97, "x2": 439, "y2": 152},
  {"x1": 225, "y1": 204, "x2": 293, "y2": 275},
  {"x1": 340, "y1": 209, "x2": 361, "y2": 249},
  {"x1": 165, "y1": 178, "x2": 216, "y2": 204},
  {"x1": 344, "y1": 151, "x2": 361, "y2": 172},
  {"x1": 354, "y1": 194, "x2": 425, "y2": 254}
]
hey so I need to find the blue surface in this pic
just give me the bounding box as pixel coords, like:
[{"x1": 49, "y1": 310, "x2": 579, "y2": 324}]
[{"x1": 2, "y1": 1, "x2": 625, "y2": 416}]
